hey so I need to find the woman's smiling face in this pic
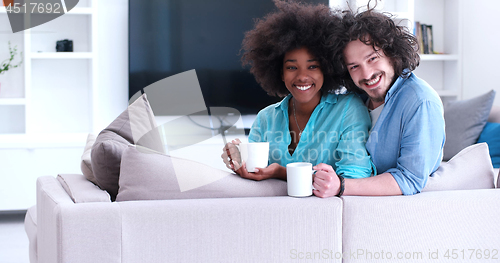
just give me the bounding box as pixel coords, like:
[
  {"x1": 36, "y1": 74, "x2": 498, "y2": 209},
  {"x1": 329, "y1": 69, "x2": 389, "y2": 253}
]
[{"x1": 282, "y1": 46, "x2": 323, "y2": 105}]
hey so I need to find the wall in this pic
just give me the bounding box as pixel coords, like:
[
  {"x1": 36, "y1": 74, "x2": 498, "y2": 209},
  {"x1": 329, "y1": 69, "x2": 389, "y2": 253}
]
[
  {"x1": 95, "y1": 0, "x2": 129, "y2": 132},
  {"x1": 0, "y1": 0, "x2": 129, "y2": 211},
  {"x1": 123, "y1": 0, "x2": 500, "y2": 108},
  {"x1": 330, "y1": 0, "x2": 500, "y2": 106},
  {"x1": 462, "y1": 0, "x2": 500, "y2": 106}
]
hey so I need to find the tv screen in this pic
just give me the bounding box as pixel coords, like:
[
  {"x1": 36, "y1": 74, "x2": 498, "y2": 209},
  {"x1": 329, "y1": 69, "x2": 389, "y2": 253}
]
[{"x1": 129, "y1": 0, "x2": 329, "y2": 115}]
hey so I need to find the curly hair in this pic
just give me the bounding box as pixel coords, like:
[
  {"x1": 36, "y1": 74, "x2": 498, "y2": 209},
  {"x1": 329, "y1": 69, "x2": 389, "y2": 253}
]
[
  {"x1": 334, "y1": 8, "x2": 420, "y2": 93},
  {"x1": 241, "y1": 0, "x2": 344, "y2": 97}
]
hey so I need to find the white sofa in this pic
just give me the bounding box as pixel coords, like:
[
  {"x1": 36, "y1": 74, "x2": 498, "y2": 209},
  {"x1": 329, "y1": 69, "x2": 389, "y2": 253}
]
[
  {"x1": 26, "y1": 172, "x2": 500, "y2": 263},
  {"x1": 24, "y1": 104, "x2": 500, "y2": 263}
]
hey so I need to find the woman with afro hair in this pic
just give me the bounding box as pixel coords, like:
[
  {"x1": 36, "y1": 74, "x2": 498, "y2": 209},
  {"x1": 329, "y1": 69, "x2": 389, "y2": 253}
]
[{"x1": 221, "y1": 0, "x2": 375, "y2": 198}]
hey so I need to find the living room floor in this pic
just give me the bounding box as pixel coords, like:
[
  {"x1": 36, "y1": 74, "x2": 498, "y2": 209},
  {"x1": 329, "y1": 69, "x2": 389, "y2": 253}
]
[{"x1": 0, "y1": 211, "x2": 29, "y2": 263}]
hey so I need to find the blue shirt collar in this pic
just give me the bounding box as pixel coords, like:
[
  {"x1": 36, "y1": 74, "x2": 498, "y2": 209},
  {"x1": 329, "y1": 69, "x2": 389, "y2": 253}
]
[{"x1": 385, "y1": 71, "x2": 412, "y2": 103}]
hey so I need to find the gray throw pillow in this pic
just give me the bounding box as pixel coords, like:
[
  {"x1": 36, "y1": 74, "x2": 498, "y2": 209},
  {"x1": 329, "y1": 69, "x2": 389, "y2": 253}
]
[
  {"x1": 115, "y1": 145, "x2": 287, "y2": 201},
  {"x1": 91, "y1": 94, "x2": 160, "y2": 200},
  {"x1": 422, "y1": 143, "x2": 495, "y2": 192},
  {"x1": 443, "y1": 90, "x2": 496, "y2": 161}
]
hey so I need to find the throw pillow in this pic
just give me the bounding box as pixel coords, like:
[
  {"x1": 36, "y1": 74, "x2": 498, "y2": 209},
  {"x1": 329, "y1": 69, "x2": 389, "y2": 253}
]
[
  {"x1": 488, "y1": 106, "x2": 500, "y2": 123},
  {"x1": 422, "y1": 143, "x2": 495, "y2": 192},
  {"x1": 442, "y1": 90, "x2": 496, "y2": 161},
  {"x1": 497, "y1": 169, "x2": 500, "y2": 189},
  {"x1": 477, "y1": 122, "x2": 500, "y2": 168},
  {"x1": 115, "y1": 145, "x2": 287, "y2": 201},
  {"x1": 81, "y1": 133, "x2": 97, "y2": 184},
  {"x1": 91, "y1": 93, "x2": 161, "y2": 200}
]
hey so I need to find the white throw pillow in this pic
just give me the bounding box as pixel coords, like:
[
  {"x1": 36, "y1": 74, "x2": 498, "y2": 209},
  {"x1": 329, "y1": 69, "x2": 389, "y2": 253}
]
[{"x1": 422, "y1": 143, "x2": 495, "y2": 192}]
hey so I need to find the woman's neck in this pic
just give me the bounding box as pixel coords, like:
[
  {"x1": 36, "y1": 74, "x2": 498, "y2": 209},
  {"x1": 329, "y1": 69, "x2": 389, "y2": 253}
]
[{"x1": 292, "y1": 93, "x2": 321, "y2": 116}]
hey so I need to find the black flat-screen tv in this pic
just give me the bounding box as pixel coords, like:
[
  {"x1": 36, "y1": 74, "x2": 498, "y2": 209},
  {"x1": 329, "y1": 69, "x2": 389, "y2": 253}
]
[{"x1": 129, "y1": 0, "x2": 328, "y2": 115}]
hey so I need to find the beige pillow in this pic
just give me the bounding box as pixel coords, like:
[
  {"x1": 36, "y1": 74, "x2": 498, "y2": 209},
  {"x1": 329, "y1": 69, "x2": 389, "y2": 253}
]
[
  {"x1": 81, "y1": 133, "x2": 97, "y2": 184},
  {"x1": 116, "y1": 145, "x2": 287, "y2": 201},
  {"x1": 497, "y1": 169, "x2": 500, "y2": 189},
  {"x1": 91, "y1": 94, "x2": 163, "y2": 200},
  {"x1": 423, "y1": 143, "x2": 495, "y2": 192},
  {"x1": 488, "y1": 105, "x2": 500, "y2": 123}
]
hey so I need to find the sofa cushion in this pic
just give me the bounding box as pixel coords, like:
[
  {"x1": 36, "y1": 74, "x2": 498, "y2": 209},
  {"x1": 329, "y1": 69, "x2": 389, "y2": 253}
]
[
  {"x1": 81, "y1": 133, "x2": 97, "y2": 184},
  {"x1": 443, "y1": 90, "x2": 496, "y2": 161},
  {"x1": 422, "y1": 143, "x2": 495, "y2": 192},
  {"x1": 342, "y1": 189, "x2": 500, "y2": 263},
  {"x1": 477, "y1": 122, "x2": 500, "y2": 168},
  {"x1": 91, "y1": 94, "x2": 158, "y2": 200},
  {"x1": 116, "y1": 145, "x2": 287, "y2": 201}
]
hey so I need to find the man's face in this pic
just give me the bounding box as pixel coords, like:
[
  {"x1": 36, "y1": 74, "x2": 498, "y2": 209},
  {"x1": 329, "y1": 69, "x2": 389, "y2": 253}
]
[{"x1": 343, "y1": 39, "x2": 396, "y2": 104}]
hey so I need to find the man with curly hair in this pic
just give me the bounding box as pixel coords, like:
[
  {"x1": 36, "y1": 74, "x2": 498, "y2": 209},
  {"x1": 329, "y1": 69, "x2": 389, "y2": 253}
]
[
  {"x1": 314, "y1": 8, "x2": 445, "y2": 196},
  {"x1": 221, "y1": 0, "x2": 375, "y2": 196}
]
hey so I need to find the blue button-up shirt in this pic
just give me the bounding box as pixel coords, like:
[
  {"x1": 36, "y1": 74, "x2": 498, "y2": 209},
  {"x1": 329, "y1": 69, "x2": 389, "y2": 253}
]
[
  {"x1": 366, "y1": 72, "x2": 445, "y2": 195},
  {"x1": 249, "y1": 92, "x2": 374, "y2": 179}
]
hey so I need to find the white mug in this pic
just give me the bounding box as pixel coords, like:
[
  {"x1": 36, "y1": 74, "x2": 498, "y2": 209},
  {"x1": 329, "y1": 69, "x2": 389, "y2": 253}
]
[
  {"x1": 238, "y1": 142, "x2": 269, "y2": 172},
  {"x1": 286, "y1": 162, "x2": 315, "y2": 197}
]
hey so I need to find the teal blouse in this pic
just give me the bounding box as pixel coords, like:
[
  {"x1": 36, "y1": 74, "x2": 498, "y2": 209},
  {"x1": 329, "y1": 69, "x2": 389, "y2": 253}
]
[{"x1": 248, "y1": 92, "x2": 375, "y2": 178}]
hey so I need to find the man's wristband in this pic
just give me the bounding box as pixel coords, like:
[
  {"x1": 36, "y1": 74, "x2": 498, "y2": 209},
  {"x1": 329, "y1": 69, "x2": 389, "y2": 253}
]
[{"x1": 336, "y1": 175, "x2": 345, "y2": 197}]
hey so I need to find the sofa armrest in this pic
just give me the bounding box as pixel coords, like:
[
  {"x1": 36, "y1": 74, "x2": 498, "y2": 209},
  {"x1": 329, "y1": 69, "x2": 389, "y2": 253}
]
[
  {"x1": 56, "y1": 174, "x2": 110, "y2": 203},
  {"x1": 36, "y1": 176, "x2": 121, "y2": 263},
  {"x1": 342, "y1": 189, "x2": 500, "y2": 263},
  {"x1": 36, "y1": 175, "x2": 343, "y2": 263}
]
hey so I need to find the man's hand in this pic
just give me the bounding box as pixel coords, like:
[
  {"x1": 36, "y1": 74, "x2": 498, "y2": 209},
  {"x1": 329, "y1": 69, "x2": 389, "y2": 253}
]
[{"x1": 313, "y1": 163, "x2": 341, "y2": 198}]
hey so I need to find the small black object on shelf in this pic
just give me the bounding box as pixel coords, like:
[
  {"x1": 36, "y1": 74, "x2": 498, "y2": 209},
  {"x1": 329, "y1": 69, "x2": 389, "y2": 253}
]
[{"x1": 56, "y1": 39, "x2": 73, "y2": 52}]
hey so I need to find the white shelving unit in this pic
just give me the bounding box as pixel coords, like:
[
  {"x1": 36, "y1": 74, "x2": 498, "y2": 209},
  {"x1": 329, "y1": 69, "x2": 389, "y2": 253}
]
[
  {"x1": 0, "y1": 0, "x2": 97, "y2": 140},
  {"x1": 31, "y1": 52, "x2": 94, "y2": 59},
  {"x1": 381, "y1": 0, "x2": 463, "y2": 99},
  {"x1": 0, "y1": 0, "x2": 97, "y2": 210},
  {"x1": 330, "y1": 0, "x2": 463, "y2": 100}
]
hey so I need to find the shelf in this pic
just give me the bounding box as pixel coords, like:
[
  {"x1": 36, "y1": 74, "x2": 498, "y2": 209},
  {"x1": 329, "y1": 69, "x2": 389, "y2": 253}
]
[
  {"x1": 31, "y1": 52, "x2": 93, "y2": 59},
  {"x1": 0, "y1": 133, "x2": 88, "y2": 149},
  {"x1": 0, "y1": 98, "x2": 26, "y2": 105},
  {"x1": 420, "y1": 54, "x2": 459, "y2": 61}
]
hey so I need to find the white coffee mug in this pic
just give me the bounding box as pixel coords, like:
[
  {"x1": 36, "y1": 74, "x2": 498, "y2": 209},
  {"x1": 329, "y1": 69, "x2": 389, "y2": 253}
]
[
  {"x1": 238, "y1": 142, "x2": 269, "y2": 172},
  {"x1": 286, "y1": 162, "x2": 315, "y2": 197}
]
